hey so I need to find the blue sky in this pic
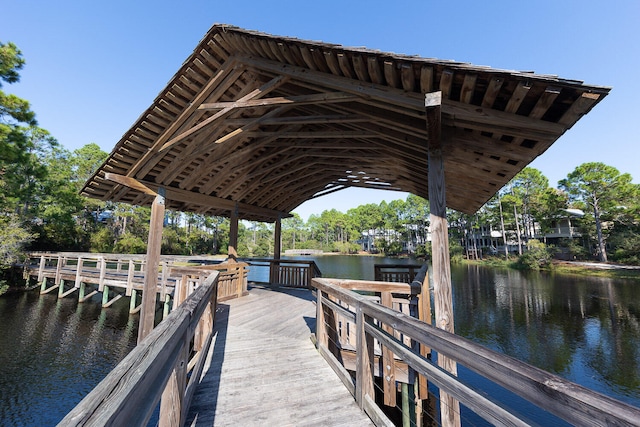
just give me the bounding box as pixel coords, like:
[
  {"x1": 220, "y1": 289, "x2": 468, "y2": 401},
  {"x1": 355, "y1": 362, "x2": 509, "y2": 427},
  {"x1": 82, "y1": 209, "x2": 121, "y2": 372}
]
[{"x1": 4, "y1": 0, "x2": 639, "y2": 221}]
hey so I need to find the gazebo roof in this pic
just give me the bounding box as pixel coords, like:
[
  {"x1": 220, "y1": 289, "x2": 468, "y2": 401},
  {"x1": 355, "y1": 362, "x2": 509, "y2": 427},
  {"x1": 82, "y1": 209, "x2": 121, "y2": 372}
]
[{"x1": 82, "y1": 24, "x2": 610, "y2": 222}]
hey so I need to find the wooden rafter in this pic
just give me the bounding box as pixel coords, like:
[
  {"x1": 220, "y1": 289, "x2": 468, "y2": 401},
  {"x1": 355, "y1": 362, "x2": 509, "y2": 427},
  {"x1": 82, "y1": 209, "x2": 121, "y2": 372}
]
[{"x1": 81, "y1": 24, "x2": 610, "y2": 221}]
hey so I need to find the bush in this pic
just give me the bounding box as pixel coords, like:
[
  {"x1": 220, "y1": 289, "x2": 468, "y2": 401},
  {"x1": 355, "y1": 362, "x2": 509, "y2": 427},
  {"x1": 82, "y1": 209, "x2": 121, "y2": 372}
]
[
  {"x1": 517, "y1": 239, "x2": 553, "y2": 270},
  {"x1": 114, "y1": 232, "x2": 147, "y2": 254},
  {"x1": 0, "y1": 215, "x2": 35, "y2": 295},
  {"x1": 0, "y1": 214, "x2": 34, "y2": 270}
]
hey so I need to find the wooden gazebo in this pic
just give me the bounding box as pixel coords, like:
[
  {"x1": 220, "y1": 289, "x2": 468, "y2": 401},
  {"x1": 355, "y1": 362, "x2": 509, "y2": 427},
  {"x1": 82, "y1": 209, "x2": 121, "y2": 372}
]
[
  {"x1": 82, "y1": 24, "x2": 609, "y2": 220},
  {"x1": 81, "y1": 24, "x2": 609, "y2": 426}
]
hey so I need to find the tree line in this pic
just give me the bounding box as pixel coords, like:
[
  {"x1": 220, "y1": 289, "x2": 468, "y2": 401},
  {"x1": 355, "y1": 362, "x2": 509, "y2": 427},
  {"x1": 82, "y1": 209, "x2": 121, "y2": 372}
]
[{"x1": 2, "y1": 40, "x2": 639, "y2": 292}]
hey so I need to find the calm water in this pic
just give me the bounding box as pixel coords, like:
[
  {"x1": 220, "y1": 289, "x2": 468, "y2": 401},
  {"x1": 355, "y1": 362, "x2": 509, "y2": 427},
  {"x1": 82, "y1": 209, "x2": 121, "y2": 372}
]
[
  {"x1": 1, "y1": 256, "x2": 638, "y2": 425},
  {"x1": 0, "y1": 290, "x2": 138, "y2": 426}
]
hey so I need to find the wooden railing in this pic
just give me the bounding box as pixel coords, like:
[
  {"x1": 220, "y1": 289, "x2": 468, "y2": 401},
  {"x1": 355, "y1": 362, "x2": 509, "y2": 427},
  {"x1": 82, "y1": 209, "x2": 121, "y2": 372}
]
[
  {"x1": 243, "y1": 258, "x2": 322, "y2": 288},
  {"x1": 312, "y1": 276, "x2": 640, "y2": 427},
  {"x1": 170, "y1": 261, "x2": 248, "y2": 301},
  {"x1": 24, "y1": 252, "x2": 248, "y2": 312},
  {"x1": 59, "y1": 270, "x2": 220, "y2": 426},
  {"x1": 374, "y1": 263, "x2": 422, "y2": 284}
]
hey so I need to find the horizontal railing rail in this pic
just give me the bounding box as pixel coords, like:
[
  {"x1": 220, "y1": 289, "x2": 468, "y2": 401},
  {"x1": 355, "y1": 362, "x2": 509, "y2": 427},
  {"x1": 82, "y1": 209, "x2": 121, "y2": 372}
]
[
  {"x1": 373, "y1": 263, "x2": 423, "y2": 284},
  {"x1": 243, "y1": 258, "x2": 322, "y2": 288},
  {"x1": 59, "y1": 270, "x2": 220, "y2": 427},
  {"x1": 315, "y1": 265, "x2": 430, "y2": 414},
  {"x1": 312, "y1": 277, "x2": 640, "y2": 427},
  {"x1": 23, "y1": 253, "x2": 248, "y2": 312}
]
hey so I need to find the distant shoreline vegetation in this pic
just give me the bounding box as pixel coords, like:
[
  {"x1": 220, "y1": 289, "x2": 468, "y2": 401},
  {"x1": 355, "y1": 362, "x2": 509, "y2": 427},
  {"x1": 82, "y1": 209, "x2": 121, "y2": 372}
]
[{"x1": 2, "y1": 41, "x2": 640, "y2": 292}]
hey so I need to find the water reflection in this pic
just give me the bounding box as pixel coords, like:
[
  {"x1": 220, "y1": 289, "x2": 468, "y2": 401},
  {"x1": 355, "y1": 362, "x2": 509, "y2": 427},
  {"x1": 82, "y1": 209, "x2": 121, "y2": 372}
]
[
  {"x1": 0, "y1": 257, "x2": 638, "y2": 425},
  {"x1": 0, "y1": 291, "x2": 138, "y2": 426},
  {"x1": 452, "y1": 264, "x2": 640, "y2": 406}
]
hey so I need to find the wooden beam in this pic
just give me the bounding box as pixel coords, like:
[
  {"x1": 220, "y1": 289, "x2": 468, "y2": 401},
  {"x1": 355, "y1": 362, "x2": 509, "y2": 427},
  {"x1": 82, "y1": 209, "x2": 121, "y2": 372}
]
[
  {"x1": 104, "y1": 173, "x2": 157, "y2": 196},
  {"x1": 238, "y1": 55, "x2": 425, "y2": 111},
  {"x1": 425, "y1": 91, "x2": 461, "y2": 427},
  {"x1": 198, "y1": 91, "x2": 358, "y2": 110},
  {"x1": 138, "y1": 187, "x2": 165, "y2": 343},
  {"x1": 125, "y1": 58, "x2": 243, "y2": 179},
  {"x1": 104, "y1": 173, "x2": 290, "y2": 220},
  {"x1": 160, "y1": 74, "x2": 290, "y2": 152}
]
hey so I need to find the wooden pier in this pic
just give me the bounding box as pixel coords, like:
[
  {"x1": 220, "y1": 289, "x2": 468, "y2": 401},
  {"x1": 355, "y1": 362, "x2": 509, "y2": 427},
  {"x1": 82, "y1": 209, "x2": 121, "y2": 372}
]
[
  {"x1": 24, "y1": 252, "x2": 249, "y2": 313},
  {"x1": 57, "y1": 260, "x2": 640, "y2": 426},
  {"x1": 186, "y1": 285, "x2": 373, "y2": 426}
]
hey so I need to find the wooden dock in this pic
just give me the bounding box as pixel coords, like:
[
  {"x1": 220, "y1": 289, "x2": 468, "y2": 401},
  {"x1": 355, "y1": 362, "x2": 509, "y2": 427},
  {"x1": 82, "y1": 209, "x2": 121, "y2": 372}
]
[{"x1": 185, "y1": 284, "x2": 374, "y2": 426}]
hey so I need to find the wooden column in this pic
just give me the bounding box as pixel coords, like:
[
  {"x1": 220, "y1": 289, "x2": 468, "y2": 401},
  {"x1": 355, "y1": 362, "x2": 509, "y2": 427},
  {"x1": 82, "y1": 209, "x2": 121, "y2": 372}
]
[
  {"x1": 272, "y1": 216, "x2": 282, "y2": 284},
  {"x1": 425, "y1": 91, "x2": 460, "y2": 427},
  {"x1": 138, "y1": 187, "x2": 166, "y2": 343},
  {"x1": 274, "y1": 216, "x2": 282, "y2": 259},
  {"x1": 228, "y1": 204, "x2": 239, "y2": 262}
]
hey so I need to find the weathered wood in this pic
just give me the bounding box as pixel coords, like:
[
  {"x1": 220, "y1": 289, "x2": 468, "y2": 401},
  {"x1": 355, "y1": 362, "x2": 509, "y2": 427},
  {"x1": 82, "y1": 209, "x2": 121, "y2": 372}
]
[
  {"x1": 426, "y1": 90, "x2": 460, "y2": 427},
  {"x1": 186, "y1": 286, "x2": 373, "y2": 426},
  {"x1": 139, "y1": 188, "x2": 165, "y2": 343},
  {"x1": 355, "y1": 306, "x2": 375, "y2": 409},
  {"x1": 228, "y1": 205, "x2": 238, "y2": 261},
  {"x1": 159, "y1": 339, "x2": 189, "y2": 427},
  {"x1": 415, "y1": 265, "x2": 431, "y2": 399},
  {"x1": 312, "y1": 278, "x2": 640, "y2": 427},
  {"x1": 380, "y1": 291, "x2": 396, "y2": 407},
  {"x1": 60, "y1": 272, "x2": 219, "y2": 427}
]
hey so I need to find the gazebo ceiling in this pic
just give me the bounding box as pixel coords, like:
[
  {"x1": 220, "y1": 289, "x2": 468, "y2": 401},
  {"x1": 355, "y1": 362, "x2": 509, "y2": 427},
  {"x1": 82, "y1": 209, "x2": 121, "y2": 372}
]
[{"x1": 82, "y1": 24, "x2": 610, "y2": 222}]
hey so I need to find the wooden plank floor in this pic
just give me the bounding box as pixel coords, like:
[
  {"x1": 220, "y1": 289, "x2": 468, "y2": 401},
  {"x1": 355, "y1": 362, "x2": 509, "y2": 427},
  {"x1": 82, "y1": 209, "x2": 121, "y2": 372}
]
[{"x1": 186, "y1": 284, "x2": 374, "y2": 427}]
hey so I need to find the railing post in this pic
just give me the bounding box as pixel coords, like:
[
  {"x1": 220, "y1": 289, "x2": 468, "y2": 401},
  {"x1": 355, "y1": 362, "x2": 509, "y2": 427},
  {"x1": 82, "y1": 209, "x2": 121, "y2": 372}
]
[
  {"x1": 355, "y1": 305, "x2": 374, "y2": 408},
  {"x1": 381, "y1": 291, "x2": 397, "y2": 407},
  {"x1": 98, "y1": 257, "x2": 106, "y2": 292},
  {"x1": 315, "y1": 287, "x2": 327, "y2": 348},
  {"x1": 55, "y1": 255, "x2": 63, "y2": 286},
  {"x1": 416, "y1": 268, "x2": 431, "y2": 400},
  {"x1": 74, "y1": 256, "x2": 84, "y2": 289},
  {"x1": 126, "y1": 259, "x2": 135, "y2": 296},
  {"x1": 37, "y1": 255, "x2": 45, "y2": 283},
  {"x1": 159, "y1": 334, "x2": 189, "y2": 427},
  {"x1": 236, "y1": 264, "x2": 243, "y2": 298}
]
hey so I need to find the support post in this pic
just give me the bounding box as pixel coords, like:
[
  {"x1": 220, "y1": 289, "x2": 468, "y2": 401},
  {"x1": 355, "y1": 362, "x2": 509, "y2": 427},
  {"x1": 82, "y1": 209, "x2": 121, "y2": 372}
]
[
  {"x1": 130, "y1": 289, "x2": 138, "y2": 313},
  {"x1": 274, "y1": 215, "x2": 282, "y2": 259},
  {"x1": 102, "y1": 285, "x2": 110, "y2": 306},
  {"x1": 426, "y1": 91, "x2": 460, "y2": 427},
  {"x1": 58, "y1": 279, "x2": 65, "y2": 298},
  {"x1": 271, "y1": 215, "x2": 282, "y2": 285},
  {"x1": 228, "y1": 203, "x2": 239, "y2": 262},
  {"x1": 138, "y1": 187, "x2": 166, "y2": 343}
]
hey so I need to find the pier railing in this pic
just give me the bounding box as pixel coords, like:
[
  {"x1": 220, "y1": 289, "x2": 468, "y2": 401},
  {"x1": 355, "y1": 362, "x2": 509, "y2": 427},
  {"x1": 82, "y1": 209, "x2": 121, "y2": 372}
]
[
  {"x1": 243, "y1": 258, "x2": 321, "y2": 288},
  {"x1": 312, "y1": 276, "x2": 640, "y2": 426},
  {"x1": 24, "y1": 252, "x2": 248, "y2": 312},
  {"x1": 60, "y1": 270, "x2": 220, "y2": 426}
]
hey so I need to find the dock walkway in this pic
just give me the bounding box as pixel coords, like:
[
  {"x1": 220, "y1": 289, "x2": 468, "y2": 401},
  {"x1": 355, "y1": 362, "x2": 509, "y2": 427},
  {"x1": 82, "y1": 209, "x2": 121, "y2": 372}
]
[{"x1": 186, "y1": 284, "x2": 373, "y2": 427}]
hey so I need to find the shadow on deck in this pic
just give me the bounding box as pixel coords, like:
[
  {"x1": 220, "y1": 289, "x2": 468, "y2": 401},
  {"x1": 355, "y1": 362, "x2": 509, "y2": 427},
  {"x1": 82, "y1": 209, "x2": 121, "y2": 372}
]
[{"x1": 185, "y1": 284, "x2": 373, "y2": 426}]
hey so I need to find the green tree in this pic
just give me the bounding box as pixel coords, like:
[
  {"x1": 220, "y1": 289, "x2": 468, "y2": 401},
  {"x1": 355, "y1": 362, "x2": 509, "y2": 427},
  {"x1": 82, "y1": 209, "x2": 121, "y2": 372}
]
[
  {"x1": 0, "y1": 41, "x2": 45, "y2": 268},
  {"x1": 282, "y1": 213, "x2": 305, "y2": 251},
  {"x1": 560, "y1": 163, "x2": 635, "y2": 262}
]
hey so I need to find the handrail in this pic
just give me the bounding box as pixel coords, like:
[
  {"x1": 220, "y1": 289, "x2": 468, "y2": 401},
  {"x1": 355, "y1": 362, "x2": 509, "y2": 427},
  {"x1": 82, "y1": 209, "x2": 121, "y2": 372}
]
[
  {"x1": 312, "y1": 278, "x2": 640, "y2": 427},
  {"x1": 59, "y1": 271, "x2": 220, "y2": 427},
  {"x1": 242, "y1": 258, "x2": 322, "y2": 288}
]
